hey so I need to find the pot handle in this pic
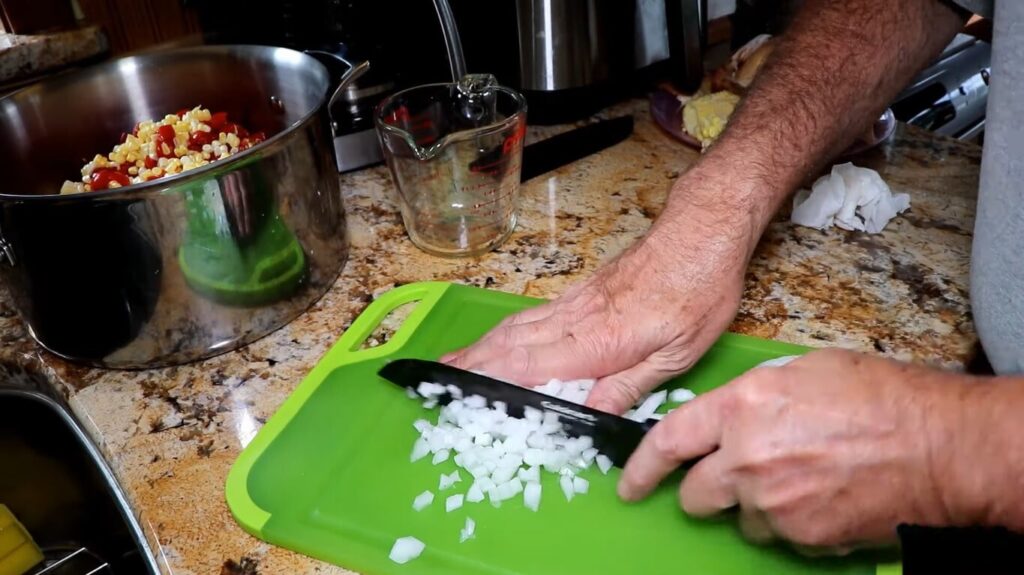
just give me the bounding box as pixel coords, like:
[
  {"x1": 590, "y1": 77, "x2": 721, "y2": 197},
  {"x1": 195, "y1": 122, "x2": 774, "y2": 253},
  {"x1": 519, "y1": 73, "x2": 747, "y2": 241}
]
[{"x1": 305, "y1": 50, "x2": 372, "y2": 123}]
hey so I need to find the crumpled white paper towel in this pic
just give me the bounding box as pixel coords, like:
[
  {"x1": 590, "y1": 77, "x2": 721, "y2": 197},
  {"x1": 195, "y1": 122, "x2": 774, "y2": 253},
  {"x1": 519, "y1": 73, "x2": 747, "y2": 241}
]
[{"x1": 791, "y1": 162, "x2": 910, "y2": 234}]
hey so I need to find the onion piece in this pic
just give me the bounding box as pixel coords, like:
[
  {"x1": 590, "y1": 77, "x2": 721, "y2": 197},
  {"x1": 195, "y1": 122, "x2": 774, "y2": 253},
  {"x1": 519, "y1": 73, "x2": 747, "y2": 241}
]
[
  {"x1": 559, "y1": 475, "x2": 575, "y2": 502},
  {"x1": 417, "y1": 382, "x2": 446, "y2": 398},
  {"x1": 460, "y1": 517, "x2": 475, "y2": 543},
  {"x1": 410, "y1": 438, "x2": 430, "y2": 462},
  {"x1": 432, "y1": 449, "x2": 451, "y2": 465},
  {"x1": 439, "y1": 470, "x2": 461, "y2": 490},
  {"x1": 446, "y1": 493, "x2": 464, "y2": 512},
  {"x1": 466, "y1": 482, "x2": 485, "y2": 503},
  {"x1": 595, "y1": 454, "x2": 613, "y2": 475},
  {"x1": 464, "y1": 395, "x2": 487, "y2": 409},
  {"x1": 573, "y1": 476, "x2": 589, "y2": 494},
  {"x1": 523, "y1": 481, "x2": 541, "y2": 511},
  {"x1": 631, "y1": 390, "x2": 668, "y2": 422},
  {"x1": 389, "y1": 536, "x2": 425, "y2": 564},
  {"x1": 669, "y1": 388, "x2": 697, "y2": 403},
  {"x1": 412, "y1": 490, "x2": 434, "y2": 511}
]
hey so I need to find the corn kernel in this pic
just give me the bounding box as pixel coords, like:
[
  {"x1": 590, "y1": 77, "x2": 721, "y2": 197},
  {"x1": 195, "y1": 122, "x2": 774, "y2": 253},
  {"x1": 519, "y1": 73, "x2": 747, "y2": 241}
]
[{"x1": 128, "y1": 167, "x2": 139, "y2": 175}]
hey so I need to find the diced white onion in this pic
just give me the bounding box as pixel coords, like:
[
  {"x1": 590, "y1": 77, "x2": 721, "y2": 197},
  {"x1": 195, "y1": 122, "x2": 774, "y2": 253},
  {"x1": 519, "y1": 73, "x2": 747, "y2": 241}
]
[
  {"x1": 466, "y1": 482, "x2": 485, "y2": 503},
  {"x1": 446, "y1": 493, "x2": 464, "y2": 512},
  {"x1": 389, "y1": 536, "x2": 425, "y2": 564},
  {"x1": 432, "y1": 449, "x2": 450, "y2": 465},
  {"x1": 573, "y1": 476, "x2": 589, "y2": 494},
  {"x1": 523, "y1": 481, "x2": 542, "y2": 511},
  {"x1": 559, "y1": 475, "x2": 575, "y2": 502},
  {"x1": 596, "y1": 455, "x2": 613, "y2": 475},
  {"x1": 460, "y1": 517, "x2": 475, "y2": 542},
  {"x1": 669, "y1": 388, "x2": 697, "y2": 403},
  {"x1": 632, "y1": 390, "x2": 668, "y2": 422},
  {"x1": 410, "y1": 438, "x2": 430, "y2": 462},
  {"x1": 412, "y1": 490, "x2": 434, "y2": 511}
]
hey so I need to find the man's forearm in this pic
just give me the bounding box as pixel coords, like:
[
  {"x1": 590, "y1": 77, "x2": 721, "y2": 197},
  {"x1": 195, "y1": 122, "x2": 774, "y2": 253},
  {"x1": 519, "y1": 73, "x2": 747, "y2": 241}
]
[{"x1": 658, "y1": 0, "x2": 965, "y2": 257}]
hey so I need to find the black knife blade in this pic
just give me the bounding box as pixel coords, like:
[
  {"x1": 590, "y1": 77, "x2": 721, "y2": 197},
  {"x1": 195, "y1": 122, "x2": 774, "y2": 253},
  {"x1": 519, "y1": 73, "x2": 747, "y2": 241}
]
[
  {"x1": 378, "y1": 358, "x2": 654, "y2": 468},
  {"x1": 519, "y1": 115, "x2": 635, "y2": 182}
]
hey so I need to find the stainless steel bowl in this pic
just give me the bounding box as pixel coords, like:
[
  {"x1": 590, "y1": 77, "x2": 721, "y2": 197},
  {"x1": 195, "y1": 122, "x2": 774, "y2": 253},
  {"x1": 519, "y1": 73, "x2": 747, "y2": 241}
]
[{"x1": 0, "y1": 46, "x2": 364, "y2": 368}]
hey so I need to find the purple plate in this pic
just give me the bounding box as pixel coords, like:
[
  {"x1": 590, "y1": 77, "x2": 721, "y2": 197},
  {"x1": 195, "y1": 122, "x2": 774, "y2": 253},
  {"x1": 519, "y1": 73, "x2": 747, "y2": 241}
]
[{"x1": 649, "y1": 89, "x2": 896, "y2": 156}]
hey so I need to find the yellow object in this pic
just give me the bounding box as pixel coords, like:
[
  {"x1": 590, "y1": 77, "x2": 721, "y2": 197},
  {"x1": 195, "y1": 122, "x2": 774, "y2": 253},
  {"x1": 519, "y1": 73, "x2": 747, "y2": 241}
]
[
  {"x1": 0, "y1": 505, "x2": 43, "y2": 575},
  {"x1": 682, "y1": 91, "x2": 741, "y2": 149}
]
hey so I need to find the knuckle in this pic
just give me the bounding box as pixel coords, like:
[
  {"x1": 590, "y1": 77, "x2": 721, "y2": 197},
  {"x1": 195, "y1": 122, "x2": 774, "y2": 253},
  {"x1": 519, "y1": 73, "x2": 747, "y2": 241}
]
[
  {"x1": 650, "y1": 427, "x2": 681, "y2": 460},
  {"x1": 607, "y1": 376, "x2": 645, "y2": 406},
  {"x1": 507, "y1": 346, "x2": 533, "y2": 375}
]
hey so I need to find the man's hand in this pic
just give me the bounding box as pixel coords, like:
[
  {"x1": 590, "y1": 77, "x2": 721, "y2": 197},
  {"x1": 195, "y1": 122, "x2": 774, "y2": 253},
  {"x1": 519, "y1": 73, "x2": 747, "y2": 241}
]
[
  {"x1": 444, "y1": 181, "x2": 751, "y2": 414},
  {"x1": 619, "y1": 350, "x2": 981, "y2": 552}
]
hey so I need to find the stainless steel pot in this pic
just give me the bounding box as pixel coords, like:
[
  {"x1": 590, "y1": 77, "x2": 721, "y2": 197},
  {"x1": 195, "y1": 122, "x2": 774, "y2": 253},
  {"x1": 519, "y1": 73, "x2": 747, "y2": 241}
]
[{"x1": 0, "y1": 45, "x2": 366, "y2": 368}]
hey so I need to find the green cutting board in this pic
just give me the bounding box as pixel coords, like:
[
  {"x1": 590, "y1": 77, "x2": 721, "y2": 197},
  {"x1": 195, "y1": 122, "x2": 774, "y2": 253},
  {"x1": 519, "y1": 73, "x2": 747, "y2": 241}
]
[{"x1": 226, "y1": 282, "x2": 900, "y2": 575}]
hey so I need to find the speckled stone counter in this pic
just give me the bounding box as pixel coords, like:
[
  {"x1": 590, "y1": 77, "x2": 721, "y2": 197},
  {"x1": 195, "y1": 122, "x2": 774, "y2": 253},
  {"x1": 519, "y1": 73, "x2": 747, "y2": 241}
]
[
  {"x1": 0, "y1": 99, "x2": 981, "y2": 573},
  {"x1": 0, "y1": 25, "x2": 107, "y2": 83}
]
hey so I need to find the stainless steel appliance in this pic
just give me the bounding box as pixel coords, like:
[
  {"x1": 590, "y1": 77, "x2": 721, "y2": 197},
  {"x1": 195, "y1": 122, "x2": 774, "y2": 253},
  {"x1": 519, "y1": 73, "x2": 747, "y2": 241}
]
[
  {"x1": 461, "y1": 0, "x2": 707, "y2": 123},
  {"x1": 193, "y1": 1, "x2": 709, "y2": 128},
  {"x1": 892, "y1": 33, "x2": 990, "y2": 141},
  {"x1": 0, "y1": 46, "x2": 363, "y2": 368}
]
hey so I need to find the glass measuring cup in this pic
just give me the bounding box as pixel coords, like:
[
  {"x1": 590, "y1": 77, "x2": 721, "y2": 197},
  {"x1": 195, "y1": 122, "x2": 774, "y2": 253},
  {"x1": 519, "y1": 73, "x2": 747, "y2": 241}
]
[{"x1": 376, "y1": 74, "x2": 527, "y2": 257}]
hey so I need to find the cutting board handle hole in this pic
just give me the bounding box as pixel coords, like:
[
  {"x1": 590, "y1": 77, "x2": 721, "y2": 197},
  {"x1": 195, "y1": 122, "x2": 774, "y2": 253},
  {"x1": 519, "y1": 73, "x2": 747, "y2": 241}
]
[{"x1": 356, "y1": 300, "x2": 422, "y2": 351}]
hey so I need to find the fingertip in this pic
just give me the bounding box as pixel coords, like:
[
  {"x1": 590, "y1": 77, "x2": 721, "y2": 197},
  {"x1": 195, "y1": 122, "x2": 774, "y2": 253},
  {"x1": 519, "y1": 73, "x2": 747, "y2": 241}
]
[{"x1": 614, "y1": 470, "x2": 655, "y2": 501}]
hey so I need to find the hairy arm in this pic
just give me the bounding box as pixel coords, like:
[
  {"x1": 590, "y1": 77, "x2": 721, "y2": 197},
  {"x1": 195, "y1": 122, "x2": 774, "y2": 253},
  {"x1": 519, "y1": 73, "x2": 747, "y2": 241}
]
[
  {"x1": 656, "y1": 0, "x2": 967, "y2": 257},
  {"x1": 445, "y1": 0, "x2": 970, "y2": 414}
]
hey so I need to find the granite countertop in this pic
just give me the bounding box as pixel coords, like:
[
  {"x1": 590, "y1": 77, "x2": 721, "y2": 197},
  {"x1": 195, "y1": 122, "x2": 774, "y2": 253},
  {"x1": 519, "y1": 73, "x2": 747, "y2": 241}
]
[
  {"x1": 0, "y1": 25, "x2": 107, "y2": 84},
  {"x1": 0, "y1": 98, "x2": 981, "y2": 573}
]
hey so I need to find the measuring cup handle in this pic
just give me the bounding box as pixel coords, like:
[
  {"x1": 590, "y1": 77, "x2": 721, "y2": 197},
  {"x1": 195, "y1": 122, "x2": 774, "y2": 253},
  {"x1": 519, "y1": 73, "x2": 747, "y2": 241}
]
[{"x1": 304, "y1": 50, "x2": 372, "y2": 127}]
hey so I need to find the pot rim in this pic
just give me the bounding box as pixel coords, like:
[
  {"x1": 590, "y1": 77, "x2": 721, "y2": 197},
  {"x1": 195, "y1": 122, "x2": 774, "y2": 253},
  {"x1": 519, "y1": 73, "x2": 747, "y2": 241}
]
[{"x1": 0, "y1": 44, "x2": 330, "y2": 203}]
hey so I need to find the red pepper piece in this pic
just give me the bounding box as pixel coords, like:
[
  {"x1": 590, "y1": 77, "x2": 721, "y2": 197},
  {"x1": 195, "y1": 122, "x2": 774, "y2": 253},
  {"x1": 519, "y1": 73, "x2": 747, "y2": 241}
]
[
  {"x1": 155, "y1": 124, "x2": 177, "y2": 157},
  {"x1": 144, "y1": 155, "x2": 157, "y2": 169},
  {"x1": 208, "y1": 111, "x2": 228, "y2": 131},
  {"x1": 188, "y1": 130, "x2": 214, "y2": 150},
  {"x1": 90, "y1": 169, "x2": 131, "y2": 190}
]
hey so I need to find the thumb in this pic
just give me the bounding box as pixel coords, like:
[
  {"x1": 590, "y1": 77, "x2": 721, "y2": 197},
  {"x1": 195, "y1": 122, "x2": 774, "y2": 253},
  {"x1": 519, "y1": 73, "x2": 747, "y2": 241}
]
[{"x1": 585, "y1": 358, "x2": 670, "y2": 415}]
